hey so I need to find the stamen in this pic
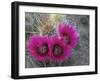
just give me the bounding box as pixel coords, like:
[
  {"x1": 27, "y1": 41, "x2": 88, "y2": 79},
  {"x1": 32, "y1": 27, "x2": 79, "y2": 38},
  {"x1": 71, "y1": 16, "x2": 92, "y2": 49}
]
[
  {"x1": 62, "y1": 33, "x2": 70, "y2": 44},
  {"x1": 53, "y1": 44, "x2": 63, "y2": 56},
  {"x1": 37, "y1": 44, "x2": 48, "y2": 55}
]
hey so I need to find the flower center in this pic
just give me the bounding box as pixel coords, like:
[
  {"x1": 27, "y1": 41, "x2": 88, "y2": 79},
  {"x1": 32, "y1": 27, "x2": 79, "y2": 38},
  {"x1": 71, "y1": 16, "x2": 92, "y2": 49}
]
[
  {"x1": 37, "y1": 44, "x2": 48, "y2": 55},
  {"x1": 62, "y1": 33, "x2": 70, "y2": 44},
  {"x1": 53, "y1": 44, "x2": 63, "y2": 56}
]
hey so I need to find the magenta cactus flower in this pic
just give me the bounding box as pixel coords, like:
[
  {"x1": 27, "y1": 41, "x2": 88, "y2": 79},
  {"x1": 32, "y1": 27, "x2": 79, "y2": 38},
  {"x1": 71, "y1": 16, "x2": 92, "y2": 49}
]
[
  {"x1": 48, "y1": 36, "x2": 72, "y2": 62},
  {"x1": 27, "y1": 35, "x2": 49, "y2": 61},
  {"x1": 58, "y1": 23, "x2": 79, "y2": 48}
]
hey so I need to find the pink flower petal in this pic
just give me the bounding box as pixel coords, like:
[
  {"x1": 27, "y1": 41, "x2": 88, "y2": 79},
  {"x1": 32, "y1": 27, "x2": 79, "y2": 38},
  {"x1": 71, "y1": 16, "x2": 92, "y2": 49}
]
[
  {"x1": 58, "y1": 23, "x2": 80, "y2": 48},
  {"x1": 27, "y1": 35, "x2": 49, "y2": 61}
]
